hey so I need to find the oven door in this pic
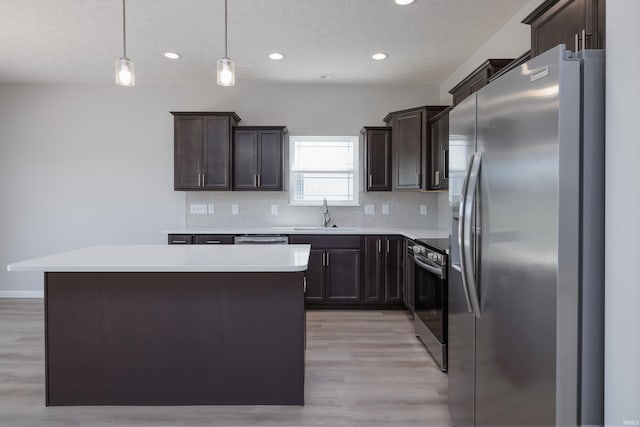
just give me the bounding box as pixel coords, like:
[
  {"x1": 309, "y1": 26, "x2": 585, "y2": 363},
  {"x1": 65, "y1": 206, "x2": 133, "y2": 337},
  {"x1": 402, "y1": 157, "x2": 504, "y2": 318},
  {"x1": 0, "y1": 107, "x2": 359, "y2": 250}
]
[{"x1": 414, "y1": 254, "x2": 448, "y2": 371}]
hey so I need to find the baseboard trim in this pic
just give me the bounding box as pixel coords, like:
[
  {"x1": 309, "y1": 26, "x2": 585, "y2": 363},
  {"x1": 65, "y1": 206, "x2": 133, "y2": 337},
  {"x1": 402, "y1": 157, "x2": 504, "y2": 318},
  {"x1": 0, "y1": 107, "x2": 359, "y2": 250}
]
[{"x1": 0, "y1": 291, "x2": 44, "y2": 298}]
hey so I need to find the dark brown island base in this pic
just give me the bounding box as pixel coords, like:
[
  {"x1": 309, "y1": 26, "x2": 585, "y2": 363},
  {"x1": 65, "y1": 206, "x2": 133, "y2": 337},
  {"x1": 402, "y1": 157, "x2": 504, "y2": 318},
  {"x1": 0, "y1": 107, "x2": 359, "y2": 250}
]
[{"x1": 8, "y1": 244, "x2": 310, "y2": 406}]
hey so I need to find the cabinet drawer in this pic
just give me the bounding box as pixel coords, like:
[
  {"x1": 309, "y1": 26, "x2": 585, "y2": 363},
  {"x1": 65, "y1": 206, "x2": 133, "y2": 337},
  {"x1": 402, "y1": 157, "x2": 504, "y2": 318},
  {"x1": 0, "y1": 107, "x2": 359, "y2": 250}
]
[
  {"x1": 168, "y1": 234, "x2": 193, "y2": 244},
  {"x1": 194, "y1": 235, "x2": 234, "y2": 244},
  {"x1": 290, "y1": 235, "x2": 361, "y2": 249}
]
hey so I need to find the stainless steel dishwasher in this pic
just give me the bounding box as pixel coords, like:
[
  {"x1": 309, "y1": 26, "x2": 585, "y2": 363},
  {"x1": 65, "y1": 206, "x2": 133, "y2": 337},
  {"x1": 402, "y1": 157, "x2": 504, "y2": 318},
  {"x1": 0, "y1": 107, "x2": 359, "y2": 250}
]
[{"x1": 233, "y1": 235, "x2": 289, "y2": 244}]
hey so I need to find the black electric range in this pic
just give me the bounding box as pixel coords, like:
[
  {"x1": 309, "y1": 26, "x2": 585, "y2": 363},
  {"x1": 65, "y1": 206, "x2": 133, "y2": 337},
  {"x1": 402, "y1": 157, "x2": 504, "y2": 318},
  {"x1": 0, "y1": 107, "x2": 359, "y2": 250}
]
[{"x1": 415, "y1": 238, "x2": 449, "y2": 255}]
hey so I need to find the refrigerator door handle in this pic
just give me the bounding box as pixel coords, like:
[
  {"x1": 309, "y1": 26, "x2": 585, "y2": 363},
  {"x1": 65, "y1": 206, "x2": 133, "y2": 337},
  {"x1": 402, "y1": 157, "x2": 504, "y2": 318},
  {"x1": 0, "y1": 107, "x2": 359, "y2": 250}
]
[
  {"x1": 458, "y1": 154, "x2": 474, "y2": 313},
  {"x1": 463, "y1": 152, "x2": 482, "y2": 318}
]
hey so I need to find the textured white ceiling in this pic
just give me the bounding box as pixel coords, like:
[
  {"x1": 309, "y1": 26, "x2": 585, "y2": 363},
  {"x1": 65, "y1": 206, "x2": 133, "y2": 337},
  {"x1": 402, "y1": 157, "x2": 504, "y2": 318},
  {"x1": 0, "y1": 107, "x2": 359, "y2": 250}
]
[{"x1": 0, "y1": 0, "x2": 531, "y2": 85}]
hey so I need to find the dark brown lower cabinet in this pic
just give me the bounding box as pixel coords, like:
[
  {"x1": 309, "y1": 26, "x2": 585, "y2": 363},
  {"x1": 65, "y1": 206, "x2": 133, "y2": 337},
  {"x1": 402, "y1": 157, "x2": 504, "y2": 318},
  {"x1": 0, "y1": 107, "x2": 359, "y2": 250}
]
[
  {"x1": 364, "y1": 236, "x2": 403, "y2": 304},
  {"x1": 290, "y1": 235, "x2": 362, "y2": 305},
  {"x1": 168, "y1": 234, "x2": 234, "y2": 244},
  {"x1": 325, "y1": 249, "x2": 361, "y2": 302},
  {"x1": 304, "y1": 250, "x2": 325, "y2": 302}
]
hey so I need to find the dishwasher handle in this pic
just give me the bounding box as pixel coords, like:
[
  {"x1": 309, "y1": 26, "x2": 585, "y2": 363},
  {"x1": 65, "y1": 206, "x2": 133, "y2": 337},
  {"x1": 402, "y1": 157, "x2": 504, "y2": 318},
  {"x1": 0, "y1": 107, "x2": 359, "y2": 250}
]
[{"x1": 233, "y1": 235, "x2": 289, "y2": 244}]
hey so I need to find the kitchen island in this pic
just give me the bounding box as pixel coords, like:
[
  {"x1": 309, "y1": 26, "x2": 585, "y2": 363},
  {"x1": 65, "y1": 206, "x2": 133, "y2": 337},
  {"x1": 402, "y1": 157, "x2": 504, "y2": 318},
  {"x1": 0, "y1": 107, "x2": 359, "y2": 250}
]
[{"x1": 7, "y1": 244, "x2": 311, "y2": 406}]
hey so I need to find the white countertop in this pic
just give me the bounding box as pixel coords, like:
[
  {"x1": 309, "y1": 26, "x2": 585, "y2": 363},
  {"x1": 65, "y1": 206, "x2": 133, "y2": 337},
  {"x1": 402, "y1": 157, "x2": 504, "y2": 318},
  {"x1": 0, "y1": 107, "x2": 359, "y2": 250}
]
[
  {"x1": 7, "y1": 244, "x2": 311, "y2": 273},
  {"x1": 164, "y1": 226, "x2": 449, "y2": 241}
]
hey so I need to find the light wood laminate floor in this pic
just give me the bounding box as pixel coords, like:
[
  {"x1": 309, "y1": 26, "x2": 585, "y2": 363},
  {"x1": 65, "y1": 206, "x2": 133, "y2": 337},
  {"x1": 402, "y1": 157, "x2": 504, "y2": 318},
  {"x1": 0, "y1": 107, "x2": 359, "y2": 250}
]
[{"x1": 0, "y1": 300, "x2": 450, "y2": 427}]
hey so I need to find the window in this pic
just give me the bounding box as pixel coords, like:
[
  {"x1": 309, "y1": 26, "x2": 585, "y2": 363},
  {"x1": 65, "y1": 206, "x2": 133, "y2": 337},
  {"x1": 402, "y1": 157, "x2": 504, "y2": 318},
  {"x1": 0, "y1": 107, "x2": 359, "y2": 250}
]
[{"x1": 289, "y1": 136, "x2": 359, "y2": 206}]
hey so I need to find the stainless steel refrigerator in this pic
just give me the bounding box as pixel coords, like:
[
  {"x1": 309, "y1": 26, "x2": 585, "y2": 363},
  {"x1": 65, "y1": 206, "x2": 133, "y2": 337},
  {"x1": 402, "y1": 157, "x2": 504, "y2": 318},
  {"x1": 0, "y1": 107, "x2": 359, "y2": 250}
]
[{"x1": 447, "y1": 45, "x2": 605, "y2": 426}]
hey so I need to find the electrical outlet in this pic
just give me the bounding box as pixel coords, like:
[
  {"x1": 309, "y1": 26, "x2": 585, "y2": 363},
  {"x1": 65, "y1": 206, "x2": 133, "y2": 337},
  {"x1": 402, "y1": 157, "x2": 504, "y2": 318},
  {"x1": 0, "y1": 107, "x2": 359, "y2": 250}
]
[
  {"x1": 190, "y1": 204, "x2": 207, "y2": 215},
  {"x1": 364, "y1": 204, "x2": 375, "y2": 215},
  {"x1": 207, "y1": 204, "x2": 215, "y2": 215},
  {"x1": 232, "y1": 204, "x2": 239, "y2": 215},
  {"x1": 420, "y1": 205, "x2": 428, "y2": 216},
  {"x1": 382, "y1": 204, "x2": 390, "y2": 215},
  {"x1": 271, "y1": 204, "x2": 278, "y2": 215}
]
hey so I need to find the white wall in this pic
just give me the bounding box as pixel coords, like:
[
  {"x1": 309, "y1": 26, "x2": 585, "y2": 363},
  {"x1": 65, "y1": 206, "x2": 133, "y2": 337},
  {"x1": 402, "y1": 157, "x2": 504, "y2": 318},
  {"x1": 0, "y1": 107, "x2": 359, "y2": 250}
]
[
  {"x1": 605, "y1": 1, "x2": 640, "y2": 424},
  {"x1": 0, "y1": 82, "x2": 441, "y2": 295},
  {"x1": 439, "y1": 0, "x2": 541, "y2": 104}
]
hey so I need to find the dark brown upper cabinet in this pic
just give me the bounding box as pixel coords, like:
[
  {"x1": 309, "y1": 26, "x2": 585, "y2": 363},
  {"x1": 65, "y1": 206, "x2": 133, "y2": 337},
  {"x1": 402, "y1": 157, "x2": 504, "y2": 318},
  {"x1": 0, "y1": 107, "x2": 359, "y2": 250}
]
[
  {"x1": 232, "y1": 126, "x2": 286, "y2": 191},
  {"x1": 384, "y1": 106, "x2": 447, "y2": 191},
  {"x1": 523, "y1": 0, "x2": 605, "y2": 58},
  {"x1": 448, "y1": 59, "x2": 514, "y2": 106},
  {"x1": 361, "y1": 126, "x2": 392, "y2": 191},
  {"x1": 172, "y1": 112, "x2": 241, "y2": 191},
  {"x1": 428, "y1": 108, "x2": 451, "y2": 191}
]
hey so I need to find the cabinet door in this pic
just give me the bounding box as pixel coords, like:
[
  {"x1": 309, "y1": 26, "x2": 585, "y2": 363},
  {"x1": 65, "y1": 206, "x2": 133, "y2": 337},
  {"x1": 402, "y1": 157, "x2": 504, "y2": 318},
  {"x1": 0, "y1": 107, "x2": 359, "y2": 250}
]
[
  {"x1": 385, "y1": 237, "x2": 404, "y2": 304},
  {"x1": 202, "y1": 116, "x2": 232, "y2": 190},
  {"x1": 440, "y1": 114, "x2": 450, "y2": 189},
  {"x1": 168, "y1": 234, "x2": 193, "y2": 244},
  {"x1": 304, "y1": 250, "x2": 325, "y2": 303},
  {"x1": 233, "y1": 129, "x2": 258, "y2": 190},
  {"x1": 174, "y1": 116, "x2": 202, "y2": 190},
  {"x1": 403, "y1": 240, "x2": 415, "y2": 312},
  {"x1": 194, "y1": 235, "x2": 234, "y2": 244},
  {"x1": 257, "y1": 130, "x2": 282, "y2": 190},
  {"x1": 430, "y1": 112, "x2": 450, "y2": 190},
  {"x1": 529, "y1": 0, "x2": 589, "y2": 56},
  {"x1": 393, "y1": 112, "x2": 423, "y2": 190},
  {"x1": 364, "y1": 237, "x2": 384, "y2": 302},
  {"x1": 325, "y1": 249, "x2": 361, "y2": 302},
  {"x1": 365, "y1": 128, "x2": 392, "y2": 191}
]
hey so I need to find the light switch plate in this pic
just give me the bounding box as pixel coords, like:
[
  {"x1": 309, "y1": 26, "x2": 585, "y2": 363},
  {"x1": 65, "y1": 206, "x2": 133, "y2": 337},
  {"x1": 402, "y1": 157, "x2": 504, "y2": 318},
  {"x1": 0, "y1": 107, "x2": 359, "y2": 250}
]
[
  {"x1": 420, "y1": 205, "x2": 428, "y2": 216},
  {"x1": 190, "y1": 204, "x2": 207, "y2": 215},
  {"x1": 382, "y1": 204, "x2": 390, "y2": 215},
  {"x1": 271, "y1": 204, "x2": 278, "y2": 215},
  {"x1": 207, "y1": 204, "x2": 215, "y2": 215},
  {"x1": 364, "y1": 204, "x2": 375, "y2": 215},
  {"x1": 232, "y1": 204, "x2": 239, "y2": 215}
]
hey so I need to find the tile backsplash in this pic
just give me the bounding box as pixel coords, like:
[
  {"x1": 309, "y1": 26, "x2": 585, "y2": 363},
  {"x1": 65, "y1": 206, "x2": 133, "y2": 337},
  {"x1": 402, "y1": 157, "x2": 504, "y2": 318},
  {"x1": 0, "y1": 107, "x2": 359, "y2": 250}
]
[{"x1": 186, "y1": 191, "x2": 448, "y2": 229}]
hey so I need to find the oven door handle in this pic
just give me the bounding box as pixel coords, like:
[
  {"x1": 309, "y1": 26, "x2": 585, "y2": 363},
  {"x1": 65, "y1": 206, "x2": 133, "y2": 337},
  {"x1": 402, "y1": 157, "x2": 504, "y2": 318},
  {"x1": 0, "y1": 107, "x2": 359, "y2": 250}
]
[{"x1": 414, "y1": 256, "x2": 445, "y2": 279}]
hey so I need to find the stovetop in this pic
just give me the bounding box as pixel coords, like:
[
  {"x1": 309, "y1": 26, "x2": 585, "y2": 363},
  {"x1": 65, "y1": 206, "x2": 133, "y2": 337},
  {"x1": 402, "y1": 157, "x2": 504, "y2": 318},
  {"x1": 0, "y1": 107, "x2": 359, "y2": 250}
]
[{"x1": 415, "y1": 238, "x2": 450, "y2": 255}]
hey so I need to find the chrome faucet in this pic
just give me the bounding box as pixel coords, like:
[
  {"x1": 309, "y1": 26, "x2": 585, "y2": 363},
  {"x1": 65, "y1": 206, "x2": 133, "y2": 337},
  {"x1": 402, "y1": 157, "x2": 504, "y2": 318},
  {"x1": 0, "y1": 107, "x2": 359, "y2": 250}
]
[{"x1": 321, "y1": 198, "x2": 331, "y2": 228}]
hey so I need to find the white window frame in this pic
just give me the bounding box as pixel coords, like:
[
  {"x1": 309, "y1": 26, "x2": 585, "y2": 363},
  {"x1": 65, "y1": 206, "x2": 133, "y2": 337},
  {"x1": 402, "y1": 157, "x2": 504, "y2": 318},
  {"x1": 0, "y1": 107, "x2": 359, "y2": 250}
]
[{"x1": 288, "y1": 135, "x2": 360, "y2": 206}]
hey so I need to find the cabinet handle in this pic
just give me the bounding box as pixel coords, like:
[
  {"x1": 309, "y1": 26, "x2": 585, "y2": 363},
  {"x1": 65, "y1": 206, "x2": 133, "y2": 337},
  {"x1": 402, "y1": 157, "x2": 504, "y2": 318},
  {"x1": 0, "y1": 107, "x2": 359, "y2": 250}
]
[
  {"x1": 322, "y1": 252, "x2": 326, "y2": 266},
  {"x1": 206, "y1": 240, "x2": 221, "y2": 244},
  {"x1": 582, "y1": 28, "x2": 587, "y2": 49},
  {"x1": 257, "y1": 174, "x2": 261, "y2": 187},
  {"x1": 368, "y1": 174, "x2": 372, "y2": 188},
  {"x1": 254, "y1": 174, "x2": 258, "y2": 186},
  {"x1": 172, "y1": 240, "x2": 187, "y2": 244},
  {"x1": 326, "y1": 253, "x2": 330, "y2": 266},
  {"x1": 386, "y1": 239, "x2": 390, "y2": 254},
  {"x1": 202, "y1": 173, "x2": 205, "y2": 186},
  {"x1": 378, "y1": 239, "x2": 382, "y2": 253},
  {"x1": 575, "y1": 33, "x2": 579, "y2": 52}
]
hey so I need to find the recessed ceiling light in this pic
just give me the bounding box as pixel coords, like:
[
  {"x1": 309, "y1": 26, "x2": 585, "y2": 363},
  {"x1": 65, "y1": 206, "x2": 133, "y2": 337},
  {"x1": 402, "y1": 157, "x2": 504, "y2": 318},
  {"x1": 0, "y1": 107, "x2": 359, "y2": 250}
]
[
  {"x1": 372, "y1": 52, "x2": 388, "y2": 60},
  {"x1": 268, "y1": 52, "x2": 284, "y2": 60},
  {"x1": 320, "y1": 74, "x2": 334, "y2": 80},
  {"x1": 395, "y1": 0, "x2": 416, "y2": 5},
  {"x1": 163, "y1": 52, "x2": 181, "y2": 59}
]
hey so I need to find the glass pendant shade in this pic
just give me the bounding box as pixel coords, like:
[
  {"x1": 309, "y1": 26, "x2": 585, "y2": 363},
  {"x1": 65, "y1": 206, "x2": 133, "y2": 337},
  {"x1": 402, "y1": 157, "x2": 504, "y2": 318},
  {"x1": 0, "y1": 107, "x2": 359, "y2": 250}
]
[
  {"x1": 217, "y1": 57, "x2": 235, "y2": 86},
  {"x1": 115, "y1": 58, "x2": 135, "y2": 86}
]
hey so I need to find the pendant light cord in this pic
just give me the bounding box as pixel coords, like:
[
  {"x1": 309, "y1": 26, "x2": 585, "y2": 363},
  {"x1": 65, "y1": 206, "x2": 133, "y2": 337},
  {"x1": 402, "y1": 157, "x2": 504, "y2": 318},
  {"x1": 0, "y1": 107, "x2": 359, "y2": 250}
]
[
  {"x1": 122, "y1": 0, "x2": 127, "y2": 58},
  {"x1": 224, "y1": 0, "x2": 228, "y2": 58}
]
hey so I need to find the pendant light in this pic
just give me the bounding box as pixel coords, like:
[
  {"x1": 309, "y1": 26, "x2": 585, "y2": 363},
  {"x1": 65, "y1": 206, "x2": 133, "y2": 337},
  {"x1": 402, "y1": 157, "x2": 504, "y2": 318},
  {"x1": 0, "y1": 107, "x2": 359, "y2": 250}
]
[
  {"x1": 115, "y1": 0, "x2": 135, "y2": 86},
  {"x1": 217, "y1": 0, "x2": 235, "y2": 86}
]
